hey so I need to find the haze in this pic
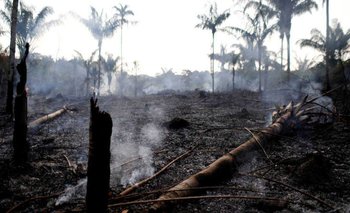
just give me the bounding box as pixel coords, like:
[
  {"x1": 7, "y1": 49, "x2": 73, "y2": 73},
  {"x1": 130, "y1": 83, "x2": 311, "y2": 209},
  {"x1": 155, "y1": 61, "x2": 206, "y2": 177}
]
[{"x1": 0, "y1": 0, "x2": 349, "y2": 76}]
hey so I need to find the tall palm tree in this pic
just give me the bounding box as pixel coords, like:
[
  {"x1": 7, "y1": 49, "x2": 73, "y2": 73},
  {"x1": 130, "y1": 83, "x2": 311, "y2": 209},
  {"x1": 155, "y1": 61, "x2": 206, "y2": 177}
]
[
  {"x1": 272, "y1": 0, "x2": 318, "y2": 81},
  {"x1": 196, "y1": 3, "x2": 230, "y2": 93},
  {"x1": 1, "y1": 0, "x2": 58, "y2": 57},
  {"x1": 227, "y1": 9, "x2": 276, "y2": 92},
  {"x1": 4, "y1": 0, "x2": 18, "y2": 115},
  {"x1": 113, "y1": 4, "x2": 134, "y2": 96},
  {"x1": 79, "y1": 6, "x2": 119, "y2": 96},
  {"x1": 245, "y1": 0, "x2": 318, "y2": 82},
  {"x1": 299, "y1": 20, "x2": 350, "y2": 65}
]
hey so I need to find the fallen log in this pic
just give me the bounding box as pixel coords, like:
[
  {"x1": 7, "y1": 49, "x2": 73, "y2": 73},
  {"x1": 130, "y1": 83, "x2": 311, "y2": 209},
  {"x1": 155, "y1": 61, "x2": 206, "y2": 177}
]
[
  {"x1": 150, "y1": 96, "x2": 334, "y2": 212},
  {"x1": 28, "y1": 106, "x2": 68, "y2": 128}
]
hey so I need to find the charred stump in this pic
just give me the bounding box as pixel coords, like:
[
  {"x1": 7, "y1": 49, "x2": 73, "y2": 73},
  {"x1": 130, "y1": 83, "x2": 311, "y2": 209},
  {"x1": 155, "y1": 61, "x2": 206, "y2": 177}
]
[
  {"x1": 86, "y1": 98, "x2": 113, "y2": 213},
  {"x1": 13, "y1": 43, "x2": 29, "y2": 163}
]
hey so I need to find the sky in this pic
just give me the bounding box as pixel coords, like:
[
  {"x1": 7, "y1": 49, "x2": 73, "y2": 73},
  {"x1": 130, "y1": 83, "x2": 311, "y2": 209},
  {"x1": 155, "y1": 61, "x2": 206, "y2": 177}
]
[{"x1": 0, "y1": 0, "x2": 349, "y2": 76}]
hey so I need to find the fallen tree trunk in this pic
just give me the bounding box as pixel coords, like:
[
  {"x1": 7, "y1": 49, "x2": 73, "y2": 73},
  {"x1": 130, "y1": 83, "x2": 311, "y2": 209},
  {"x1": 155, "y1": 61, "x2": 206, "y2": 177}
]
[
  {"x1": 150, "y1": 96, "x2": 333, "y2": 212},
  {"x1": 150, "y1": 112, "x2": 292, "y2": 212},
  {"x1": 28, "y1": 107, "x2": 68, "y2": 128}
]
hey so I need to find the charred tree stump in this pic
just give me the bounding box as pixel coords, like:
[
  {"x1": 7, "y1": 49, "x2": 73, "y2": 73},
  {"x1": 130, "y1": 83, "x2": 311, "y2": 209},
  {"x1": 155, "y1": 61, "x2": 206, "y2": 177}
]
[
  {"x1": 13, "y1": 43, "x2": 29, "y2": 163},
  {"x1": 86, "y1": 98, "x2": 113, "y2": 213}
]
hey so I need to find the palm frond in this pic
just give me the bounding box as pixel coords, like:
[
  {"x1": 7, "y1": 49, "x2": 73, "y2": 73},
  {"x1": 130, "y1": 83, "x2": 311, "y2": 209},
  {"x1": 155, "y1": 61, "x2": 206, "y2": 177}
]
[
  {"x1": 0, "y1": 11, "x2": 11, "y2": 25},
  {"x1": 34, "y1": 6, "x2": 54, "y2": 27},
  {"x1": 293, "y1": 0, "x2": 318, "y2": 16},
  {"x1": 299, "y1": 39, "x2": 324, "y2": 52}
]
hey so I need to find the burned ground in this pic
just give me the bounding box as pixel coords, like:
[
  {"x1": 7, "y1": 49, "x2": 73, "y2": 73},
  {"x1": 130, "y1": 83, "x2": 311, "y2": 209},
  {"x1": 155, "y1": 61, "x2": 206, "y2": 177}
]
[{"x1": 0, "y1": 90, "x2": 349, "y2": 212}]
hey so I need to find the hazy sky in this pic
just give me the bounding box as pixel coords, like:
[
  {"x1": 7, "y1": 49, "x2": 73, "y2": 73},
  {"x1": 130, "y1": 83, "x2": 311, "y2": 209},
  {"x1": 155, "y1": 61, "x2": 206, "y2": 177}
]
[{"x1": 0, "y1": 0, "x2": 349, "y2": 76}]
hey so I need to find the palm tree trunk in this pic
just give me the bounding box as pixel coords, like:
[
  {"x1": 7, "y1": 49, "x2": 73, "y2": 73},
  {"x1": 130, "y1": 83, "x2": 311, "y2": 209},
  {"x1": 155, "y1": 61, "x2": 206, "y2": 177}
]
[
  {"x1": 232, "y1": 66, "x2": 235, "y2": 91},
  {"x1": 6, "y1": 0, "x2": 19, "y2": 115},
  {"x1": 325, "y1": 0, "x2": 330, "y2": 91},
  {"x1": 280, "y1": 35, "x2": 284, "y2": 72},
  {"x1": 211, "y1": 32, "x2": 215, "y2": 93},
  {"x1": 97, "y1": 40, "x2": 102, "y2": 96},
  {"x1": 120, "y1": 24, "x2": 124, "y2": 96},
  {"x1": 86, "y1": 68, "x2": 90, "y2": 96},
  {"x1": 134, "y1": 69, "x2": 137, "y2": 97},
  {"x1": 264, "y1": 65, "x2": 268, "y2": 91},
  {"x1": 287, "y1": 34, "x2": 291, "y2": 82},
  {"x1": 258, "y1": 44, "x2": 262, "y2": 92}
]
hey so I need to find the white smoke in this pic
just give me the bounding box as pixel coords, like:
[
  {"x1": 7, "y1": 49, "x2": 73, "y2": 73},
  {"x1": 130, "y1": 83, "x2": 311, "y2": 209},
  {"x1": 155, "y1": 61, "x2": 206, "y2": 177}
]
[
  {"x1": 55, "y1": 178, "x2": 87, "y2": 206},
  {"x1": 110, "y1": 119, "x2": 165, "y2": 186}
]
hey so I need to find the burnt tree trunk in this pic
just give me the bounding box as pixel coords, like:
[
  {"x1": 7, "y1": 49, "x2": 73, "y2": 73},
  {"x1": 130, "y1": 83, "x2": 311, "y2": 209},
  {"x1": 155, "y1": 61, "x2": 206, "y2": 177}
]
[
  {"x1": 86, "y1": 98, "x2": 113, "y2": 213},
  {"x1": 13, "y1": 43, "x2": 29, "y2": 163},
  {"x1": 6, "y1": 0, "x2": 19, "y2": 115}
]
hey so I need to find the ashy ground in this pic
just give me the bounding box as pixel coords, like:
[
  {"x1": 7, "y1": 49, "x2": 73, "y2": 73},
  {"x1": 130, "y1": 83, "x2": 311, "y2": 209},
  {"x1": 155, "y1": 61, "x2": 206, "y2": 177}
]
[{"x1": 0, "y1": 90, "x2": 349, "y2": 212}]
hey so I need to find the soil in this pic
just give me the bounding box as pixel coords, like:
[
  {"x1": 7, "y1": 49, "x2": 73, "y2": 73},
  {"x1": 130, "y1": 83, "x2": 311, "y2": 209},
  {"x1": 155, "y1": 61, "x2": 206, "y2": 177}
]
[{"x1": 0, "y1": 90, "x2": 349, "y2": 212}]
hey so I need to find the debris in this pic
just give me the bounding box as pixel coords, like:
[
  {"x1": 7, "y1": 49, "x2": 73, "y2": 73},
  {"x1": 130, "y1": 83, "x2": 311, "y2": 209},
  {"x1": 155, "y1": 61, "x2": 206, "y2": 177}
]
[
  {"x1": 236, "y1": 108, "x2": 250, "y2": 118},
  {"x1": 164, "y1": 117, "x2": 190, "y2": 130},
  {"x1": 293, "y1": 153, "x2": 331, "y2": 184},
  {"x1": 28, "y1": 107, "x2": 68, "y2": 128}
]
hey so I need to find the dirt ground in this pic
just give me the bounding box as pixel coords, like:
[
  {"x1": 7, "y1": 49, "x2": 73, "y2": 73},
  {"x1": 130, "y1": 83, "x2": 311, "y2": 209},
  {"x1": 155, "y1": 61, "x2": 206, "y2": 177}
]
[{"x1": 0, "y1": 90, "x2": 349, "y2": 212}]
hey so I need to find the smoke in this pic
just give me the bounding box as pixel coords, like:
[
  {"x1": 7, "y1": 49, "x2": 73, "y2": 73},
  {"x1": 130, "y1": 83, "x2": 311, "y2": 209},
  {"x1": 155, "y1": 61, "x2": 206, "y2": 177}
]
[
  {"x1": 110, "y1": 122, "x2": 165, "y2": 186},
  {"x1": 55, "y1": 178, "x2": 87, "y2": 206}
]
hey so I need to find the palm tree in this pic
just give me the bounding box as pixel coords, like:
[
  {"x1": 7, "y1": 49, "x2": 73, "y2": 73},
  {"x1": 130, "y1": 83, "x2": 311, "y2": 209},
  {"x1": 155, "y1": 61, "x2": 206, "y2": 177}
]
[
  {"x1": 210, "y1": 45, "x2": 234, "y2": 71},
  {"x1": 299, "y1": 20, "x2": 350, "y2": 65},
  {"x1": 113, "y1": 4, "x2": 134, "y2": 96},
  {"x1": 4, "y1": 0, "x2": 18, "y2": 115},
  {"x1": 230, "y1": 52, "x2": 240, "y2": 91},
  {"x1": 227, "y1": 9, "x2": 276, "y2": 92},
  {"x1": 196, "y1": 3, "x2": 230, "y2": 93},
  {"x1": 1, "y1": 0, "x2": 59, "y2": 57},
  {"x1": 245, "y1": 0, "x2": 318, "y2": 82},
  {"x1": 74, "y1": 49, "x2": 98, "y2": 96},
  {"x1": 78, "y1": 6, "x2": 119, "y2": 96},
  {"x1": 272, "y1": 0, "x2": 318, "y2": 81},
  {"x1": 103, "y1": 54, "x2": 119, "y2": 94}
]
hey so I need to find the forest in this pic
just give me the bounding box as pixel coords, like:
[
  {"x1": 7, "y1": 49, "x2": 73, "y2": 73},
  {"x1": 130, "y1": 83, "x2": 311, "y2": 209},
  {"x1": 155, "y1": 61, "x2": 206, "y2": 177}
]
[{"x1": 0, "y1": 0, "x2": 349, "y2": 212}]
